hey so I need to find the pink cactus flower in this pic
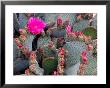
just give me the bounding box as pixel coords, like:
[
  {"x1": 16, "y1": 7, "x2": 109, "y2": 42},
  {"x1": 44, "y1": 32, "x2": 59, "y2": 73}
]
[
  {"x1": 81, "y1": 51, "x2": 87, "y2": 57},
  {"x1": 48, "y1": 41, "x2": 54, "y2": 48},
  {"x1": 57, "y1": 16, "x2": 62, "y2": 25},
  {"x1": 29, "y1": 51, "x2": 36, "y2": 60},
  {"x1": 66, "y1": 25, "x2": 72, "y2": 34},
  {"x1": 53, "y1": 71, "x2": 57, "y2": 75},
  {"x1": 60, "y1": 60, "x2": 65, "y2": 66},
  {"x1": 82, "y1": 56, "x2": 88, "y2": 62},
  {"x1": 25, "y1": 69, "x2": 30, "y2": 75},
  {"x1": 81, "y1": 51, "x2": 88, "y2": 62},
  {"x1": 18, "y1": 44, "x2": 24, "y2": 49},
  {"x1": 53, "y1": 70, "x2": 59, "y2": 75},
  {"x1": 87, "y1": 44, "x2": 93, "y2": 51},
  {"x1": 58, "y1": 48, "x2": 65, "y2": 55},
  {"x1": 75, "y1": 31, "x2": 80, "y2": 36},
  {"x1": 27, "y1": 17, "x2": 46, "y2": 35}
]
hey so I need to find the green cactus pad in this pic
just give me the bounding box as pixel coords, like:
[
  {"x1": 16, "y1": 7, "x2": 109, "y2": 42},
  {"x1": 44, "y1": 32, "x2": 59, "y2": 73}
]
[
  {"x1": 43, "y1": 58, "x2": 58, "y2": 75},
  {"x1": 82, "y1": 27, "x2": 97, "y2": 39}
]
